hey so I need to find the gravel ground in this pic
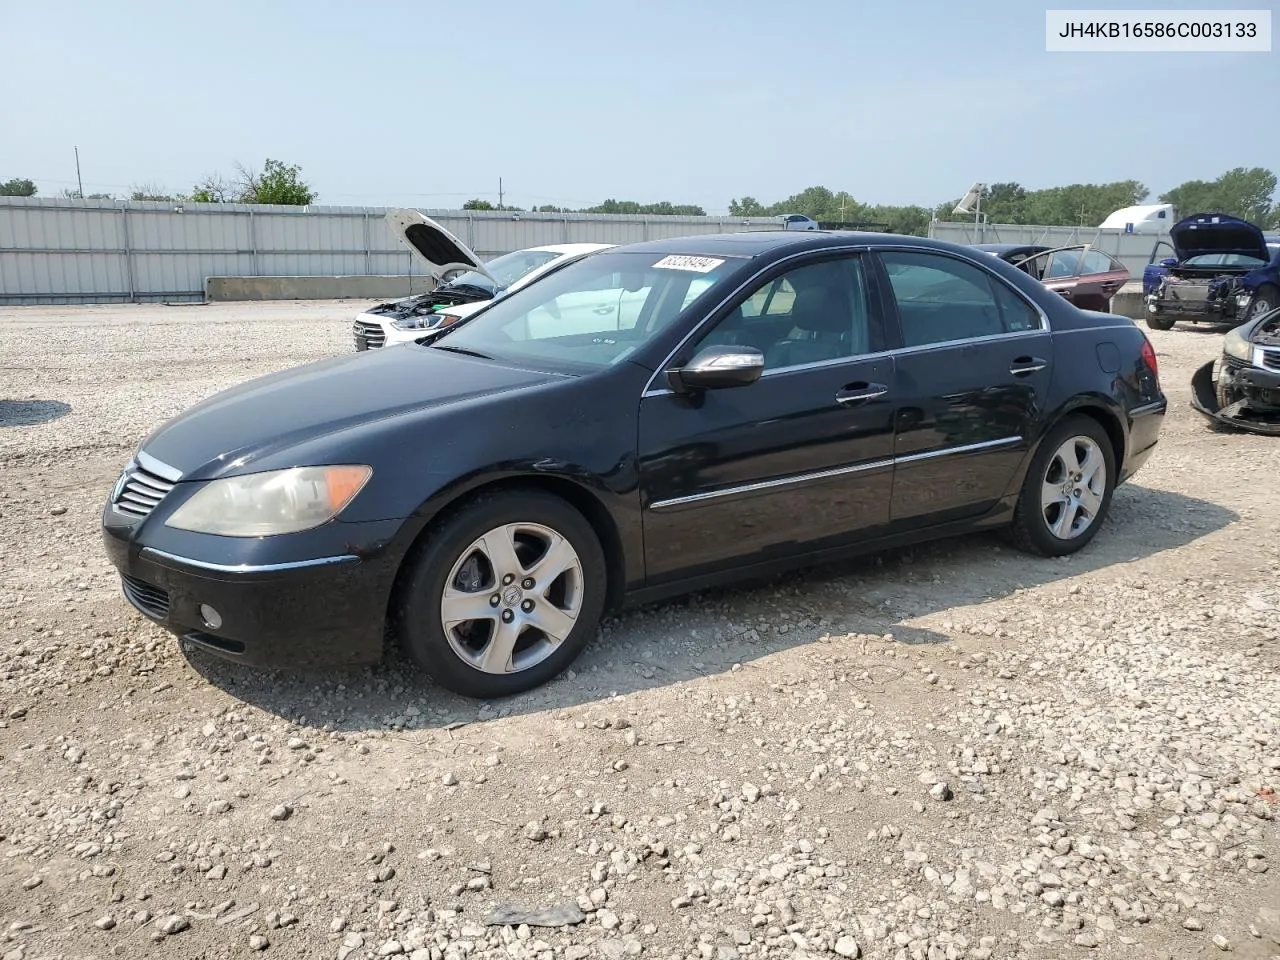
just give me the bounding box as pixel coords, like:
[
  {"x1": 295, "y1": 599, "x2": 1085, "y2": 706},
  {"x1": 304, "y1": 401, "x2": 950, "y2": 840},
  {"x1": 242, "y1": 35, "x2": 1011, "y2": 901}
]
[{"x1": 1, "y1": 300, "x2": 1277, "y2": 960}]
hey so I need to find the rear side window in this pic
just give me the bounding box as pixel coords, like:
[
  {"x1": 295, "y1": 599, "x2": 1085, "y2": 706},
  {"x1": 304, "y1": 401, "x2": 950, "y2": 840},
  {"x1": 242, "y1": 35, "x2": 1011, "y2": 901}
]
[
  {"x1": 879, "y1": 251, "x2": 1039, "y2": 347},
  {"x1": 1080, "y1": 249, "x2": 1123, "y2": 275}
]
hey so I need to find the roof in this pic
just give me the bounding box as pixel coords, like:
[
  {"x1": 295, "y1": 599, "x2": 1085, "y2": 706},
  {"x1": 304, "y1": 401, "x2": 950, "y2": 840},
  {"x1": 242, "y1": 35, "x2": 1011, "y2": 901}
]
[
  {"x1": 971, "y1": 243, "x2": 1050, "y2": 253},
  {"x1": 1098, "y1": 204, "x2": 1174, "y2": 226},
  {"x1": 524, "y1": 243, "x2": 615, "y2": 256},
  {"x1": 614, "y1": 230, "x2": 966, "y2": 258}
]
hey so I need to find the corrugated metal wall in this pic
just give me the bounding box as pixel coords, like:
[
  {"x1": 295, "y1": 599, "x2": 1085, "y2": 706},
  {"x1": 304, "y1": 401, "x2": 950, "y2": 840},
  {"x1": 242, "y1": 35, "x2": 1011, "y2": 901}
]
[
  {"x1": 0, "y1": 198, "x2": 790, "y2": 305},
  {"x1": 927, "y1": 221, "x2": 1170, "y2": 278}
]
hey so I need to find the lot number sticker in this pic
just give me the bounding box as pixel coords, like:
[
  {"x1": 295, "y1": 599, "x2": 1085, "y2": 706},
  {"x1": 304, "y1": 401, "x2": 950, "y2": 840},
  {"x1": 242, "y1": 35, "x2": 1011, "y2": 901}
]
[{"x1": 652, "y1": 255, "x2": 725, "y2": 273}]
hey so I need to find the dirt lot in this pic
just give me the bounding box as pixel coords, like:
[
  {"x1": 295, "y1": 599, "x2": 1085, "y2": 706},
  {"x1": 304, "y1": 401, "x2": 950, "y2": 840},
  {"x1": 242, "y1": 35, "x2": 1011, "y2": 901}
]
[{"x1": 1, "y1": 301, "x2": 1277, "y2": 960}]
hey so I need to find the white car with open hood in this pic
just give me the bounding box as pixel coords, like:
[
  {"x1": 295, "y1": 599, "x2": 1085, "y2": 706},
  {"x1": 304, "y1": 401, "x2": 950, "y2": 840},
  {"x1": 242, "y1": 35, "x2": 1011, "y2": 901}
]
[{"x1": 351, "y1": 210, "x2": 614, "y2": 350}]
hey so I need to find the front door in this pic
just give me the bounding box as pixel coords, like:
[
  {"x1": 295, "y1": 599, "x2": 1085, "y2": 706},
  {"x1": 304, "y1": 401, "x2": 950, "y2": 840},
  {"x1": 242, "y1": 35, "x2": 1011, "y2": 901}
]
[
  {"x1": 873, "y1": 249, "x2": 1054, "y2": 527},
  {"x1": 637, "y1": 253, "x2": 897, "y2": 583}
]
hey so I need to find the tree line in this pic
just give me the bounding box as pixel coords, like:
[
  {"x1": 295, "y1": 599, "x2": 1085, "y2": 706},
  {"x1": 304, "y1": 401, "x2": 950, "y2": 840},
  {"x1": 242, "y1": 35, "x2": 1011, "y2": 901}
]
[
  {"x1": 729, "y1": 167, "x2": 1279, "y2": 233},
  {"x1": 0, "y1": 159, "x2": 315, "y2": 206},
  {"x1": 4, "y1": 164, "x2": 1276, "y2": 232}
]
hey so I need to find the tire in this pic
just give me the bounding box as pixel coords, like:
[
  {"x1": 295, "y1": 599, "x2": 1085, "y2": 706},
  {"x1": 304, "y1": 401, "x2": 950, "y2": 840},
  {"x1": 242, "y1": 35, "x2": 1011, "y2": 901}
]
[
  {"x1": 1245, "y1": 285, "x2": 1278, "y2": 322},
  {"x1": 1009, "y1": 416, "x2": 1116, "y2": 557},
  {"x1": 395, "y1": 488, "x2": 607, "y2": 698},
  {"x1": 1145, "y1": 313, "x2": 1175, "y2": 331}
]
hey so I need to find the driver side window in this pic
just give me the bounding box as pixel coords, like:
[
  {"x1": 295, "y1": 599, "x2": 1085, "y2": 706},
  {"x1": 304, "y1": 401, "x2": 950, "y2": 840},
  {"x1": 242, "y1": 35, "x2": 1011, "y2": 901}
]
[{"x1": 691, "y1": 256, "x2": 873, "y2": 371}]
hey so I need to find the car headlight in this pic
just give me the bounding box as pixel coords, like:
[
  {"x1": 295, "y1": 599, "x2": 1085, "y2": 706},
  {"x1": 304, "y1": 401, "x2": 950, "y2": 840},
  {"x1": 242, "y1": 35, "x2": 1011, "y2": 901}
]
[
  {"x1": 1222, "y1": 326, "x2": 1253, "y2": 362},
  {"x1": 165, "y1": 465, "x2": 372, "y2": 537},
  {"x1": 392, "y1": 314, "x2": 439, "y2": 331}
]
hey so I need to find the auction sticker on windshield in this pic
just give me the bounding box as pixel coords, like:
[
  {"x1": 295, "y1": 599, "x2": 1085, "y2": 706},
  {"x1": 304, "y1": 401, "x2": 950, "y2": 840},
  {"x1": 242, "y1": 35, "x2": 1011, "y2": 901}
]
[{"x1": 652, "y1": 255, "x2": 726, "y2": 273}]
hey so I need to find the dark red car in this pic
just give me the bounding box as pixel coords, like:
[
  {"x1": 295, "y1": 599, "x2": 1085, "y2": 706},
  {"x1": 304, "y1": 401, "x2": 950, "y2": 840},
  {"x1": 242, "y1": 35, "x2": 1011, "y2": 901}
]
[
  {"x1": 975, "y1": 243, "x2": 1131, "y2": 312},
  {"x1": 1012, "y1": 244, "x2": 1131, "y2": 313}
]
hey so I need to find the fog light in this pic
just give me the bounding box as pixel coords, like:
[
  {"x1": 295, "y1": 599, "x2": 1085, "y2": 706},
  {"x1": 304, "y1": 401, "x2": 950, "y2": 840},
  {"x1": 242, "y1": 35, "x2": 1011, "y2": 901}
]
[{"x1": 199, "y1": 604, "x2": 223, "y2": 630}]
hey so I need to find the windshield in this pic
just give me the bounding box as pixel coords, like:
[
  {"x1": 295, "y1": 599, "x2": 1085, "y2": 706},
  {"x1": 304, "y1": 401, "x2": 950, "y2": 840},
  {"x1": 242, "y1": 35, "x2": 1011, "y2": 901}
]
[
  {"x1": 431, "y1": 251, "x2": 742, "y2": 371},
  {"x1": 441, "y1": 249, "x2": 561, "y2": 295}
]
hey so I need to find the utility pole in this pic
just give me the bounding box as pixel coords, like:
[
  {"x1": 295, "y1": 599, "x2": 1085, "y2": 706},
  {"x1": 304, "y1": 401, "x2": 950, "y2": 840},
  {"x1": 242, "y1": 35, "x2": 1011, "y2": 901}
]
[
  {"x1": 74, "y1": 146, "x2": 84, "y2": 199},
  {"x1": 498, "y1": 177, "x2": 504, "y2": 209}
]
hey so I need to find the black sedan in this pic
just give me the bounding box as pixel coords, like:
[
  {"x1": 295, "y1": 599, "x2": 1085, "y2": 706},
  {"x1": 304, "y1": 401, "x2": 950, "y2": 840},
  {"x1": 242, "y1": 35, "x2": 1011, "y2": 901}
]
[{"x1": 103, "y1": 228, "x2": 1167, "y2": 698}]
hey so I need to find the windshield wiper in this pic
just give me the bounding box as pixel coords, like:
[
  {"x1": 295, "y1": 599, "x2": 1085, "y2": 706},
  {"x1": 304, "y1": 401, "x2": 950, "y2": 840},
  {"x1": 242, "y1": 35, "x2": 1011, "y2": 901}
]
[
  {"x1": 432, "y1": 343, "x2": 493, "y2": 360},
  {"x1": 441, "y1": 282, "x2": 494, "y2": 297}
]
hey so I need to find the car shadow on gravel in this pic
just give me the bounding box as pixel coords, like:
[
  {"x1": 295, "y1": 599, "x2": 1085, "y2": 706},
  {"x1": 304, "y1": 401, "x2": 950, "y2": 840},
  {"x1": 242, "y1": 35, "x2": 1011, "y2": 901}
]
[
  {"x1": 0, "y1": 399, "x2": 71, "y2": 426},
  {"x1": 183, "y1": 483, "x2": 1236, "y2": 731}
]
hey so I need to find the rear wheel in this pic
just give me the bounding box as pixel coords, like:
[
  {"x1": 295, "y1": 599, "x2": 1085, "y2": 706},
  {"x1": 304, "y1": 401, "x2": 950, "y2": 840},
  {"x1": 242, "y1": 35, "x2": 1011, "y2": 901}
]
[
  {"x1": 396, "y1": 489, "x2": 607, "y2": 698},
  {"x1": 1009, "y1": 416, "x2": 1116, "y2": 557}
]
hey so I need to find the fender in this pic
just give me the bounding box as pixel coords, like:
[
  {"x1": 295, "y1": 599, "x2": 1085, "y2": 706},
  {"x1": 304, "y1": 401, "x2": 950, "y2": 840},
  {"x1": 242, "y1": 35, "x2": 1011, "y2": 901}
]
[
  {"x1": 1001, "y1": 393, "x2": 1128, "y2": 499},
  {"x1": 392, "y1": 459, "x2": 644, "y2": 608}
]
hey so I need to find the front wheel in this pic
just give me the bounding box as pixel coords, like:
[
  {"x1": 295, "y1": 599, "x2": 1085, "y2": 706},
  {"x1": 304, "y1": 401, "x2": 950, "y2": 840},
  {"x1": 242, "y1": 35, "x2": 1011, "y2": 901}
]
[
  {"x1": 1145, "y1": 313, "x2": 1175, "y2": 331},
  {"x1": 396, "y1": 489, "x2": 607, "y2": 698},
  {"x1": 1245, "y1": 285, "x2": 1278, "y2": 322},
  {"x1": 1009, "y1": 416, "x2": 1116, "y2": 557}
]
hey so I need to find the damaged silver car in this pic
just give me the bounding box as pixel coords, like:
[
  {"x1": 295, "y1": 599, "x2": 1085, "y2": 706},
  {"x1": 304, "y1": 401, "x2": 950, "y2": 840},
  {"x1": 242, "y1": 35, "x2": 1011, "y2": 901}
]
[{"x1": 1191, "y1": 307, "x2": 1280, "y2": 435}]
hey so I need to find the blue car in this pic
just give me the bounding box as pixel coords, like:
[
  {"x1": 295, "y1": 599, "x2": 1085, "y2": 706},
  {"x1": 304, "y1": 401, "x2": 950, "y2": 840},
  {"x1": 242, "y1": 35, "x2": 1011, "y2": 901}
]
[{"x1": 1142, "y1": 213, "x2": 1280, "y2": 330}]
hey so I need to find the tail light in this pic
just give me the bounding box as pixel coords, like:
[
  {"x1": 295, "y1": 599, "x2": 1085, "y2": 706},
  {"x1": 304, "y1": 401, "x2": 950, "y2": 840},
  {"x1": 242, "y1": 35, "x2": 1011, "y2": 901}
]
[{"x1": 1140, "y1": 337, "x2": 1159, "y2": 380}]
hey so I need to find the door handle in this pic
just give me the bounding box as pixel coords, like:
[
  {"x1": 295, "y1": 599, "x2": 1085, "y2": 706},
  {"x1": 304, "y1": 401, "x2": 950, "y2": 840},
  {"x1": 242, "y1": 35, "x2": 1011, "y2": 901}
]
[
  {"x1": 1010, "y1": 356, "x2": 1047, "y2": 376},
  {"x1": 1056, "y1": 289, "x2": 1073, "y2": 298},
  {"x1": 835, "y1": 382, "x2": 888, "y2": 405}
]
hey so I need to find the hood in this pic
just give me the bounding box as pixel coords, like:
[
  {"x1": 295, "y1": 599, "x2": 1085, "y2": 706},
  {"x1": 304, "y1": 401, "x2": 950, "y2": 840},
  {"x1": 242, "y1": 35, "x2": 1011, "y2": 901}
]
[
  {"x1": 1170, "y1": 213, "x2": 1268, "y2": 261},
  {"x1": 385, "y1": 209, "x2": 499, "y2": 284},
  {"x1": 141, "y1": 346, "x2": 561, "y2": 480}
]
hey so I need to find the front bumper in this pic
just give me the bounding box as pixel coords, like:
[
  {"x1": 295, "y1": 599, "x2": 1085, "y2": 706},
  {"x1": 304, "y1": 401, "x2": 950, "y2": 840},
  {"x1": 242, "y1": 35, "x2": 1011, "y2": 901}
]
[
  {"x1": 103, "y1": 506, "x2": 409, "y2": 668},
  {"x1": 1146, "y1": 294, "x2": 1237, "y2": 321},
  {"x1": 1190, "y1": 359, "x2": 1280, "y2": 435},
  {"x1": 353, "y1": 312, "x2": 389, "y2": 351}
]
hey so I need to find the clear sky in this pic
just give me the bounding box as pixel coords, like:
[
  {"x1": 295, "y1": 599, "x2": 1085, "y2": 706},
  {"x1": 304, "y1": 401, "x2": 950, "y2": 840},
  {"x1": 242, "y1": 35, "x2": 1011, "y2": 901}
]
[{"x1": 2, "y1": 0, "x2": 1275, "y2": 213}]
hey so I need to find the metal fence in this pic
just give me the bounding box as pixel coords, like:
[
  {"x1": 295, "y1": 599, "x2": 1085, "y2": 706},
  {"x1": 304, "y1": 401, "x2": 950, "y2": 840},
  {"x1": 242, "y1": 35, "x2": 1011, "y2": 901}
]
[
  {"x1": 0, "y1": 197, "x2": 792, "y2": 305},
  {"x1": 927, "y1": 220, "x2": 1169, "y2": 279}
]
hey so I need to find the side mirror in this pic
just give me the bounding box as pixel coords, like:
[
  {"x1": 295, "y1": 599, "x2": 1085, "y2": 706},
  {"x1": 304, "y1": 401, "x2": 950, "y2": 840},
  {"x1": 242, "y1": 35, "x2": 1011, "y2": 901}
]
[
  {"x1": 667, "y1": 344, "x2": 764, "y2": 392},
  {"x1": 1159, "y1": 257, "x2": 1178, "y2": 267}
]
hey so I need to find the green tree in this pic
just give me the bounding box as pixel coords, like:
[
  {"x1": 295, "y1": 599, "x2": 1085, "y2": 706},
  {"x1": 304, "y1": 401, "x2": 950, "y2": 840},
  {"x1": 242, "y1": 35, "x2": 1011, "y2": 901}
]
[
  {"x1": 130, "y1": 183, "x2": 173, "y2": 202},
  {"x1": 235, "y1": 159, "x2": 315, "y2": 205},
  {"x1": 1160, "y1": 167, "x2": 1277, "y2": 227},
  {"x1": 728, "y1": 196, "x2": 767, "y2": 217},
  {"x1": 583, "y1": 198, "x2": 706, "y2": 216},
  {"x1": 1, "y1": 178, "x2": 37, "y2": 197},
  {"x1": 462, "y1": 198, "x2": 495, "y2": 210},
  {"x1": 936, "y1": 180, "x2": 1147, "y2": 226},
  {"x1": 186, "y1": 173, "x2": 233, "y2": 203}
]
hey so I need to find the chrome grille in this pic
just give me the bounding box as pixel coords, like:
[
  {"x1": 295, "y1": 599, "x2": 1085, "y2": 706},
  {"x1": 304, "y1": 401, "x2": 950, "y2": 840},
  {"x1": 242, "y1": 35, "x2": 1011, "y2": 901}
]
[
  {"x1": 1224, "y1": 355, "x2": 1251, "y2": 372},
  {"x1": 111, "y1": 455, "x2": 179, "y2": 519},
  {"x1": 121, "y1": 575, "x2": 170, "y2": 620},
  {"x1": 1262, "y1": 349, "x2": 1280, "y2": 371},
  {"x1": 353, "y1": 320, "x2": 386, "y2": 349}
]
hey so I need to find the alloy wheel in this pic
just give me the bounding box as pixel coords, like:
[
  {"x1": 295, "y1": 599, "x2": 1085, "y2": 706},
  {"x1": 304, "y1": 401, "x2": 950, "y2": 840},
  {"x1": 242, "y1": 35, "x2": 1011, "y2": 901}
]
[
  {"x1": 1249, "y1": 296, "x2": 1273, "y2": 320},
  {"x1": 440, "y1": 522, "x2": 584, "y2": 675},
  {"x1": 1040, "y1": 436, "x2": 1107, "y2": 540}
]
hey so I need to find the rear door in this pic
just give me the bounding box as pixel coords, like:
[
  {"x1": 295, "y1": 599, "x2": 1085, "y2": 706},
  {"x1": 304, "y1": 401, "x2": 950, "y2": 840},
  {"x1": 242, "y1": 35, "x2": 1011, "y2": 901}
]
[
  {"x1": 1074, "y1": 248, "x2": 1130, "y2": 312},
  {"x1": 873, "y1": 249, "x2": 1053, "y2": 528}
]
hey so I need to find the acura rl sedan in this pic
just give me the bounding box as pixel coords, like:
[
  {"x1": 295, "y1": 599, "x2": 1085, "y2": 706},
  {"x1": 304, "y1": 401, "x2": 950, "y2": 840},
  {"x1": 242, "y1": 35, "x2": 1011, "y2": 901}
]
[{"x1": 103, "y1": 222, "x2": 1167, "y2": 698}]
